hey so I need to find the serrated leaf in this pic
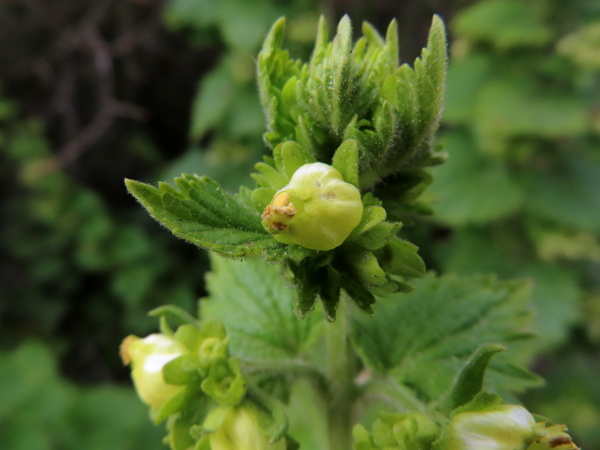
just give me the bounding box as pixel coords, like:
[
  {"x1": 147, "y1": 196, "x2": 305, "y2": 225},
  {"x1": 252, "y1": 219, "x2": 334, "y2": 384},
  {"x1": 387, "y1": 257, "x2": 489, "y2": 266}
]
[
  {"x1": 352, "y1": 273, "x2": 541, "y2": 402},
  {"x1": 319, "y1": 266, "x2": 342, "y2": 320},
  {"x1": 125, "y1": 176, "x2": 282, "y2": 258},
  {"x1": 200, "y1": 255, "x2": 323, "y2": 360}
]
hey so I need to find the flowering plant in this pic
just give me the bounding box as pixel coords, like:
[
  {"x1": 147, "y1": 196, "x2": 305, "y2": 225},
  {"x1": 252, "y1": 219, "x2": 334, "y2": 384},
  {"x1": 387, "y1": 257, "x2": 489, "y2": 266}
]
[{"x1": 123, "y1": 14, "x2": 578, "y2": 450}]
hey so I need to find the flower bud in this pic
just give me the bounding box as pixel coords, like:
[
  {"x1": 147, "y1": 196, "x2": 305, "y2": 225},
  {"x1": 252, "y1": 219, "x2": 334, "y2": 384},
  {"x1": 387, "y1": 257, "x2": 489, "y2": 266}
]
[
  {"x1": 261, "y1": 162, "x2": 363, "y2": 251},
  {"x1": 528, "y1": 423, "x2": 579, "y2": 450},
  {"x1": 120, "y1": 334, "x2": 187, "y2": 409},
  {"x1": 446, "y1": 405, "x2": 536, "y2": 449},
  {"x1": 210, "y1": 406, "x2": 286, "y2": 450},
  {"x1": 201, "y1": 358, "x2": 246, "y2": 406}
]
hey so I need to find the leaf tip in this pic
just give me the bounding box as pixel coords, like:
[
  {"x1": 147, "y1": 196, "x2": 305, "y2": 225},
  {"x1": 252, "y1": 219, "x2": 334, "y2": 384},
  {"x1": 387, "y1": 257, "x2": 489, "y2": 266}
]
[{"x1": 262, "y1": 16, "x2": 286, "y2": 54}]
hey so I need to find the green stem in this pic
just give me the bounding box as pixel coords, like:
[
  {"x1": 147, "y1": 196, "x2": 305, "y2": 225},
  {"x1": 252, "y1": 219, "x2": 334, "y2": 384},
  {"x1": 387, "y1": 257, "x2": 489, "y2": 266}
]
[{"x1": 326, "y1": 298, "x2": 355, "y2": 450}]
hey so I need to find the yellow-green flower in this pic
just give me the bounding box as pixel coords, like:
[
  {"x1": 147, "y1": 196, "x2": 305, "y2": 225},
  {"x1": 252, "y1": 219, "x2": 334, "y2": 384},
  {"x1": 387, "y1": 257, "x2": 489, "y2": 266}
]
[
  {"x1": 120, "y1": 334, "x2": 187, "y2": 409},
  {"x1": 262, "y1": 162, "x2": 363, "y2": 251},
  {"x1": 209, "y1": 406, "x2": 286, "y2": 450},
  {"x1": 447, "y1": 405, "x2": 536, "y2": 449}
]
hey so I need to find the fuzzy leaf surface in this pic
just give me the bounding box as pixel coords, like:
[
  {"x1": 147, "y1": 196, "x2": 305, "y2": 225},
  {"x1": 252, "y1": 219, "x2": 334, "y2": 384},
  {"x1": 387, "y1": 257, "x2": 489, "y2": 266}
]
[
  {"x1": 200, "y1": 255, "x2": 323, "y2": 361},
  {"x1": 352, "y1": 273, "x2": 542, "y2": 402},
  {"x1": 126, "y1": 176, "x2": 283, "y2": 258}
]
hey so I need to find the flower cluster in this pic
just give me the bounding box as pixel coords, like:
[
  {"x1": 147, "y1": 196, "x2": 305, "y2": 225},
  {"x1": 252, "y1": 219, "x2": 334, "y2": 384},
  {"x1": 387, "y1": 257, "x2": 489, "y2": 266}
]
[
  {"x1": 353, "y1": 405, "x2": 579, "y2": 450},
  {"x1": 120, "y1": 320, "x2": 287, "y2": 450}
]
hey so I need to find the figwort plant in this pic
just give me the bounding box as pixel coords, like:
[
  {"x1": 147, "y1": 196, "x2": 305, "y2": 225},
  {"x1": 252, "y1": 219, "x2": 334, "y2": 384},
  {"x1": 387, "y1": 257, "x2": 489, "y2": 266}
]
[{"x1": 122, "y1": 15, "x2": 578, "y2": 450}]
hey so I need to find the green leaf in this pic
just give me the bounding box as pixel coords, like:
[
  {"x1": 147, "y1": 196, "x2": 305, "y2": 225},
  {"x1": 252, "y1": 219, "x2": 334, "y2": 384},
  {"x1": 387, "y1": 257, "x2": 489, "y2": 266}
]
[
  {"x1": 446, "y1": 343, "x2": 506, "y2": 411},
  {"x1": 189, "y1": 62, "x2": 236, "y2": 141},
  {"x1": 352, "y1": 221, "x2": 399, "y2": 251},
  {"x1": 520, "y1": 152, "x2": 600, "y2": 232},
  {"x1": 352, "y1": 273, "x2": 542, "y2": 403},
  {"x1": 125, "y1": 176, "x2": 283, "y2": 258},
  {"x1": 443, "y1": 53, "x2": 492, "y2": 125},
  {"x1": 440, "y1": 228, "x2": 582, "y2": 349},
  {"x1": 450, "y1": 391, "x2": 502, "y2": 416},
  {"x1": 163, "y1": 355, "x2": 202, "y2": 386},
  {"x1": 200, "y1": 255, "x2": 323, "y2": 361},
  {"x1": 453, "y1": 0, "x2": 552, "y2": 49},
  {"x1": 431, "y1": 130, "x2": 523, "y2": 224},
  {"x1": 473, "y1": 78, "x2": 587, "y2": 154},
  {"x1": 423, "y1": 15, "x2": 448, "y2": 95}
]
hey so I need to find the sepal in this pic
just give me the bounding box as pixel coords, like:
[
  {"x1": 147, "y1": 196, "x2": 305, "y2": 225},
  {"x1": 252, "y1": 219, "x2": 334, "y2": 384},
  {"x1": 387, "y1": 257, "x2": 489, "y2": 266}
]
[
  {"x1": 201, "y1": 358, "x2": 247, "y2": 406},
  {"x1": 353, "y1": 412, "x2": 439, "y2": 449}
]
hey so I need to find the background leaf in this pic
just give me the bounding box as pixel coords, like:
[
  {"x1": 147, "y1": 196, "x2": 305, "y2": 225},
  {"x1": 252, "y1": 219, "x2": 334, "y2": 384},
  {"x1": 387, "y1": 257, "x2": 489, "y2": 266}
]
[
  {"x1": 452, "y1": 0, "x2": 552, "y2": 49},
  {"x1": 430, "y1": 130, "x2": 523, "y2": 224},
  {"x1": 439, "y1": 228, "x2": 582, "y2": 349},
  {"x1": 0, "y1": 342, "x2": 164, "y2": 450}
]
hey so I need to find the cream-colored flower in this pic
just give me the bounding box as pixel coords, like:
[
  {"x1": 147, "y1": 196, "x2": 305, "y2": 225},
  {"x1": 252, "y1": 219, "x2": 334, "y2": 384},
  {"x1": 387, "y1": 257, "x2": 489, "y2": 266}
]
[
  {"x1": 262, "y1": 162, "x2": 363, "y2": 251},
  {"x1": 120, "y1": 334, "x2": 187, "y2": 409}
]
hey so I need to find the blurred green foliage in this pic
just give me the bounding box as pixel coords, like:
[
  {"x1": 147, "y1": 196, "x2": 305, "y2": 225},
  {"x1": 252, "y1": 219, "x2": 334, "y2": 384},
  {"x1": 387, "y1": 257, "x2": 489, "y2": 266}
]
[
  {"x1": 161, "y1": 0, "x2": 322, "y2": 193},
  {"x1": 0, "y1": 101, "x2": 199, "y2": 349},
  {"x1": 426, "y1": 0, "x2": 600, "y2": 446},
  {"x1": 0, "y1": 341, "x2": 165, "y2": 449}
]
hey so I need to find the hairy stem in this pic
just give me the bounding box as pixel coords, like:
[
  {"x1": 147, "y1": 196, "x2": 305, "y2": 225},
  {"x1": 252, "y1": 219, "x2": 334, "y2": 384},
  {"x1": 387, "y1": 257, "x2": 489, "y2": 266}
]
[{"x1": 326, "y1": 298, "x2": 355, "y2": 450}]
